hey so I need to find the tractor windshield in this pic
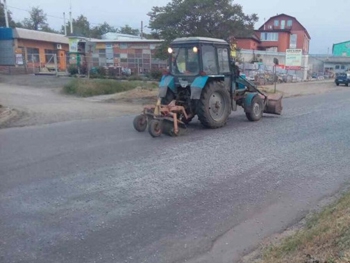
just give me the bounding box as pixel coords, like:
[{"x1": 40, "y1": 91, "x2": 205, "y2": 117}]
[{"x1": 171, "y1": 47, "x2": 199, "y2": 75}]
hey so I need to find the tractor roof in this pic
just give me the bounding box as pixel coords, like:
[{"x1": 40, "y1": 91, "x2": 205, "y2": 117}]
[{"x1": 171, "y1": 37, "x2": 228, "y2": 45}]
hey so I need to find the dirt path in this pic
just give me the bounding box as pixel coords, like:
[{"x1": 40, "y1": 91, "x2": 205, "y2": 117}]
[{"x1": 0, "y1": 83, "x2": 144, "y2": 128}]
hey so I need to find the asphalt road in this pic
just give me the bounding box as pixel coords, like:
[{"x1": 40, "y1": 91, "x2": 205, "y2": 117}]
[{"x1": 2, "y1": 89, "x2": 350, "y2": 263}]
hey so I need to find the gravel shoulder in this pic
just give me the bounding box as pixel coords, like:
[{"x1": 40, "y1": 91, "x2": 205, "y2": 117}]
[{"x1": 0, "y1": 75, "x2": 346, "y2": 129}]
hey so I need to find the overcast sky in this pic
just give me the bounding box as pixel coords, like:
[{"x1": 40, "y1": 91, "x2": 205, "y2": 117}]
[{"x1": 6, "y1": 0, "x2": 349, "y2": 54}]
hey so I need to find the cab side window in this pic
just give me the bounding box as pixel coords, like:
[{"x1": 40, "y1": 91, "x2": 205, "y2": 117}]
[
  {"x1": 202, "y1": 45, "x2": 218, "y2": 74},
  {"x1": 217, "y1": 48, "x2": 230, "y2": 73}
]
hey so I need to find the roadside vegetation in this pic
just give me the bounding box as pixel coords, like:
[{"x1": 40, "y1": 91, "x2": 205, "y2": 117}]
[
  {"x1": 259, "y1": 191, "x2": 350, "y2": 263},
  {"x1": 63, "y1": 78, "x2": 158, "y2": 97}
]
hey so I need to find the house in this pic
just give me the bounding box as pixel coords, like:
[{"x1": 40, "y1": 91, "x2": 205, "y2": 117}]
[
  {"x1": 236, "y1": 14, "x2": 311, "y2": 54},
  {"x1": 68, "y1": 33, "x2": 167, "y2": 74},
  {"x1": 0, "y1": 28, "x2": 69, "y2": 72},
  {"x1": 235, "y1": 33, "x2": 261, "y2": 51}
]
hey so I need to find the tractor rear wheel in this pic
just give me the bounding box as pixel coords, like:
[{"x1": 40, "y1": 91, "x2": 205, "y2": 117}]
[
  {"x1": 245, "y1": 95, "x2": 263, "y2": 122},
  {"x1": 196, "y1": 81, "x2": 231, "y2": 128}
]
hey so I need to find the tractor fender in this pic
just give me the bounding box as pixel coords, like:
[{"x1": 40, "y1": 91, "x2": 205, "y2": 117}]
[
  {"x1": 190, "y1": 76, "x2": 225, "y2": 99},
  {"x1": 243, "y1": 92, "x2": 259, "y2": 113},
  {"x1": 158, "y1": 75, "x2": 176, "y2": 98},
  {"x1": 190, "y1": 76, "x2": 209, "y2": 99}
]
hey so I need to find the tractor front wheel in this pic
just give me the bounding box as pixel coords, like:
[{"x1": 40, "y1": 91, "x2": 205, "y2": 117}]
[
  {"x1": 245, "y1": 95, "x2": 263, "y2": 122},
  {"x1": 148, "y1": 119, "x2": 163, "y2": 137},
  {"x1": 196, "y1": 81, "x2": 231, "y2": 128}
]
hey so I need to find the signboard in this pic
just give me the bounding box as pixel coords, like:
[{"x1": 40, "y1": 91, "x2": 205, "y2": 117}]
[
  {"x1": 285, "y1": 49, "x2": 302, "y2": 70},
  {"x1": 95, "y1": 43, "x2": 105, "y2": 50},
  {"x1": 69, "y1": 38, "x2": 79, "y2": 52},
  {"x1": 15, "y1": 54, "x2": 23, "y2": 65}
]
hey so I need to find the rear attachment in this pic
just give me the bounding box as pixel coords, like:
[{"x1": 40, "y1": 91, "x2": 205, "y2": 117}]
[
  {"x1": 264, "y1": 93, "x2": 283, "y2": 115},
  {"x1": 133, "y1": 98, "x2": 190, "y2": 138},
  {"x1": 237, "y1": 76, "x2": 283, "y2": 115}
]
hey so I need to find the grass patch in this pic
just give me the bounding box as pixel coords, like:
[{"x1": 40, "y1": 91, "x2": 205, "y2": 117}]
[
  {"x1": 63, "y1": 78, "x2": 158, "y2": 97},
  {"x1": 260, "y1": 191, "x2": 350, "y2": 263}
]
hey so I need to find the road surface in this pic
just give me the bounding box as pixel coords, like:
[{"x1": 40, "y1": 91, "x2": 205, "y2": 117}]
[{"x1": 1, "y1": 89, "x2": 350, "y2": 263}]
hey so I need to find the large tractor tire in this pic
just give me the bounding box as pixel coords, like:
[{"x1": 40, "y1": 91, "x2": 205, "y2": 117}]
[
  {"x1": 245, "y1": 95, "x2": 263, "y2": 122},
  {"x1": 196, "y1": 81, "x2": 231, "y2": 128}
]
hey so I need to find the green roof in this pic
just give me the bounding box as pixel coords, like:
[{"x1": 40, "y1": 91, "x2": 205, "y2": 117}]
[
  {"x1": 332, "y1": 40, "x2": 350, "y2": 57},
  {"x1": 172, "y1": 37, "x2": 228, "y2": 45}
]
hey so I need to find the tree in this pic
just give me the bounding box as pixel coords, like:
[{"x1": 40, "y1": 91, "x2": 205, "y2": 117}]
[
  {"x1": 148, "y1": 0, "x2": 258, "y2": 57},
  {"x1": 0, "y1": 3, "x2": 17, "y2": 27},
  {"x1": 61, "y1": 15, "x2": 91, "y2": 37},
  {"x1": 22, "y1": 7, "x2": 49, "y2": 30},
  {"x1": 143, "y1": 32, "x2": 161, "y2": 39},
  {"x1": 90, "y1": 22, "x2": 117, "y2": 38},
  {"x1": 118, "y1": 24, "x2": 140, "y2": 36},
  {"x1": 73, "y1": 15, "x2": 91, "y2": 37}
]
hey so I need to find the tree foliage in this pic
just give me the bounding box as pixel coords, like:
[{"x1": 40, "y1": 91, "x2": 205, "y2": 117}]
[
  {"x1": 90, "y1": 22, "x2": 117, "y2": 38},
  {"x1": 61, "y1": 16, "x2": 139, "y2": 39},
  {"x1": 0, "y1": 3, "x2": 19, "y2": 27},
  {"x1": 148, "y1": 0, "x2": 258, "y2": 41},
  {"x1": 22, "y1": 7, "x2": 50, "y2": 31},
  {"x1": 118, "y1": 24, "x2": 140, "y2": 36},
  {"x1": 63, "y1": 15, "x2": 91, "y2": 37}
]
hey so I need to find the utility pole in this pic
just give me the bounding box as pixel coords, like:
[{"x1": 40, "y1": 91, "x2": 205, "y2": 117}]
[
  {"x1": 3, "y1": 0, "x2": 9, "y2": 27},
  {"x1": 63, "y1": 12, "x2": 67, "y2": 36},
  {"x1": 69, "y1": 3, "x2": 73, "y2": 34},
  {"x1": 141, "y1": 21, "x2": 143, "y2": 39}
]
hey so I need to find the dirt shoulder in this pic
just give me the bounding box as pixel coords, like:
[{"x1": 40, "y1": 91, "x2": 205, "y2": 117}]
[
  {"x1": 0, "y1": 76, "x2": 345, "y2": 129},
  {"x1": 261, "y1": 79, "x2": 342, "y2": 98},
  {"x1": 89, "y1": 79, "x2": 343, "y2": 103}
]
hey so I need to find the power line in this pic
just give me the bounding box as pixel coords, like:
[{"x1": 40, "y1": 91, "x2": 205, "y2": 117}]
[
  {"x1": 7, "y1": 5, "x2": 64, "y2": 20},
  {"x1": 6, "y1": 4, "x2": 130, "y2": 28}
]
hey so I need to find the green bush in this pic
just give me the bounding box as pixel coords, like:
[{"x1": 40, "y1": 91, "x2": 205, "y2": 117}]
[
  {"x1": 149, "y1": 69, "x2": 163, "y2": 80},
  {"x1": 97, "y1": 66, "x2": 107, "y2": 77},
  {"x1": 62, "y1": 78, "x2": 158, "y2": 97},
  {"x1": 68, "y1": 65, "x2": 78, "y2": 76},
  {"x1": 127, "y1": 75, "x2": 144, "y2": 81}
]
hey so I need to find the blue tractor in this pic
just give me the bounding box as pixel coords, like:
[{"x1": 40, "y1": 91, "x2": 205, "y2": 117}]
[{"x1": 133, "y1": 37, "x2": 283, "y2": 137}]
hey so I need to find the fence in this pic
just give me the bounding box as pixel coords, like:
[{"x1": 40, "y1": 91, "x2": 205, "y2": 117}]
[
  {"x1": 0, "y1": 53, "x2": 61, "y2": 75},
  {"x1": 236, "y1": 49, "x2": 339, "y2": 84}
]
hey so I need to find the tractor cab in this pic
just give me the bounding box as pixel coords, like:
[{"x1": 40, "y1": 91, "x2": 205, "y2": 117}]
[{"x1": 163, "y1": 37, "x2": 235, "y2": 99}]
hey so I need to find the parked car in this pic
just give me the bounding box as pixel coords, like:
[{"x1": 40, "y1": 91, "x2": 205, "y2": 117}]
[{"x1": 335, "y1": 72, "x2": 350, "y2": 86}]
